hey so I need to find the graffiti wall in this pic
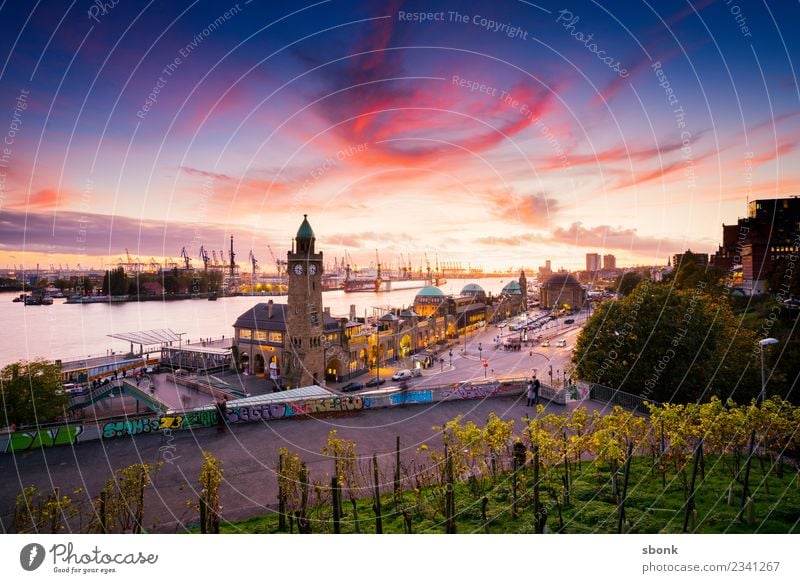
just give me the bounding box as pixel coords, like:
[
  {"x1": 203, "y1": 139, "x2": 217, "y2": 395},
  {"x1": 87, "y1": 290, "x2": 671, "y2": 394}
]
[{"x1": 1, "y1": 380, "x2": 526, "y2": 453}]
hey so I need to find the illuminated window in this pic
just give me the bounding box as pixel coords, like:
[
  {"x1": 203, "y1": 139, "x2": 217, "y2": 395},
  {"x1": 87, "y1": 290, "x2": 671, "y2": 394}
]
[
  {"x1": 239, "y1": 329, "x2": 252, "y2": 339},
  {"x1": 254, "y1": 330, "x2": 267, "y2": 341},
  {"x1": 269, "y1": 332, "x2": 283, "y2": 343}
]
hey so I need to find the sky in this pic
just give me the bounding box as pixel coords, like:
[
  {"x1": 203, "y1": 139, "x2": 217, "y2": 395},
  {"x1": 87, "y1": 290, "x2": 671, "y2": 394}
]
[{"x1": 0, "y1": 0, "x2": 798, "y2": 273}]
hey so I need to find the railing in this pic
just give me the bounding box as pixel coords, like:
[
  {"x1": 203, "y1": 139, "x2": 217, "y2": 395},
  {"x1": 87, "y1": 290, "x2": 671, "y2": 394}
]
[{"x1": 587, "y1": 382, "x2": 659, "y2": 414}]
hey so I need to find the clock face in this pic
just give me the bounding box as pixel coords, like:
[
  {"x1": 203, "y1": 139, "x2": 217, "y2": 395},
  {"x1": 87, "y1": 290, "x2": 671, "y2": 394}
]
[
  {"x1": 293, "y1": 263, "x2": 303, "y2": 276},
  {"x1": 308, "y1": 264, "x2": 317, "y2": 275}
]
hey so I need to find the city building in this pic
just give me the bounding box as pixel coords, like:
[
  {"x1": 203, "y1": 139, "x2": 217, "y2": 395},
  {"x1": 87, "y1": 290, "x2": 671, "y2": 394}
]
[
  {"x1": 586, "y1": 253, "x2": 600, "y2": 272},
  {"x1": 538, "y1": 259, "x2": 553, "y2": 279},
  {"x1": 672, "y1": 251, "x2": 709, "y2": 271},
  {"x1": 603, "y1": 254, "x2": 616, "y2": 270},
  {"x1": 539, "y1": 273, "x2": 586, "y2": 310}
]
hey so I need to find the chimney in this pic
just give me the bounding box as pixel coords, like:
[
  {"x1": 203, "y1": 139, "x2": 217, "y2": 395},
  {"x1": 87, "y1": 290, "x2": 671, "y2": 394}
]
[
  {"x1": 267, "y1": 299, "x2": 273, "y2": 319},
  {"x1": 349, "y1": 304, "x2": 356, "y2": 322}
]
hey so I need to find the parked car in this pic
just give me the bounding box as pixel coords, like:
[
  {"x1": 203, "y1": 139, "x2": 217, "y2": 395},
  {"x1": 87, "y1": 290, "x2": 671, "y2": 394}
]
[
  {"x1": 540, "y1": 340, "x2": 550, "y2": 347},
  {"x1": 564, "y1": 318, "x2": 575, "y2": 325},
  {"x1": 392, "y1": 369, "x2": 420, "y2": 381},
  {"x1": 365, "y1": 377, "x2": 387, "y2": 387},
  {"x1": 556, "y1": 339, "x2": 567, "y2": 347},
  {"x1": 340, "y1": 382, "x2": 364, "y2": 392}
]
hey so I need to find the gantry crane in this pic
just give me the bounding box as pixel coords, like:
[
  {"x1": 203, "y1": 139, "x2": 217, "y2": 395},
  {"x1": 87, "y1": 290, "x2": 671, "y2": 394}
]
[
  {"x1": 199, "y1": 245, "x2": 210, "y2": 270},
  {"x1": 180, "y1": 246, "x2": 190, "y2": 269},
  {"x1": 248, "y1": 250, "x2": 258, "y2": 276}
]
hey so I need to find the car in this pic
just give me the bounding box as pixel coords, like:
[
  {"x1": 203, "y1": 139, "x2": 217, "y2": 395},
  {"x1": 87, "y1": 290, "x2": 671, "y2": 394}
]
[
  {"x1": 365, "y1": 377, "x2": 387, "y2": 387},
  {"x1": 556, "y1": 339, "x2": 567, "y2": 347},
  {"x1": 497, "y1": 322, "x2": 508, "y2": 328},
  {"x1": 540, "y1": 340, "x2": 550, "y2": 347},
  {"x1": 392, "y1": 369, "x2": 421, "y2": 381},
  {"x1": 564, "y1": 318, "x2": 575, "y2": 325},
  {"x1": 340, "y1": 382, "x2": 364, "y2": 392}
]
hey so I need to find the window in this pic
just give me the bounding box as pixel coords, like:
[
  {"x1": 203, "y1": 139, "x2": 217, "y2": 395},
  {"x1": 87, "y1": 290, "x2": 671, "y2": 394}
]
[
  {"x1": 253, "y1": 330, "x2": 267, "y2": 341},
  {"x1": 269, "y1": 332, "x2": 283, "y2": 344},
  {"x1": 239, "y1": 329, "x2": 252, "y2": 339}
]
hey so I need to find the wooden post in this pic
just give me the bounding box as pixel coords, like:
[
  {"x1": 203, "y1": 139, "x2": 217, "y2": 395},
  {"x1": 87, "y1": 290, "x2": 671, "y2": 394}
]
[
  {"x1": 740, "y1": 430, "x2": 755, "y2": 520},
  {"x1": 445, "y1": 444, "x2": 456, "y2": 534},
  {"x1": 98, "y1": 490, "x2": 107, "y2": 534},
  {"x1": 533, "y1": 445, "x2": 541, "y2": 533},
  {"x1": 394, "y1": 436, "x2": 401, "y2": 497},
  {"x1": 683, "y1": 439, "x2": 703, "y2": 533},
  {"x1": 332, "y1": 475, "x2": 341, "y2": 534},
  {"x1": 372, "y1": 454, "x2": 382, "y2": 534},
  {"x1": 616, "y1": 442, "x2": 633, "y2": 534},
  {"x1": 277, "y1": 452, "x2": 286, "y2": 532}
]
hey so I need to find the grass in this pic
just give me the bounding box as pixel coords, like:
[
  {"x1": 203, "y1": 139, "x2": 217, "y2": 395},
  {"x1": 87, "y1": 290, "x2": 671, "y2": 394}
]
[{"x1": 212, "y1": 455, "x2": 800, "y2": 534}]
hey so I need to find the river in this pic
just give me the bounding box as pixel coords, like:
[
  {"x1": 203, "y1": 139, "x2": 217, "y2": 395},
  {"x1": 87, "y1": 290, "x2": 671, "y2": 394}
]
[{"x1": 0, "y1": 277, "x2": 516, "y2": 365}]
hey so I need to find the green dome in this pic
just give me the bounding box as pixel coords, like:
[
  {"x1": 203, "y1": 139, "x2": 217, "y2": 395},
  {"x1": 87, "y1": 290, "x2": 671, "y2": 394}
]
[
  {"x1": 416, "y1": 285, "x2": 444, "y2": 297},
  {"x1": 461, "y1": 283, "x2": 485, "y2": 294},
  {"x1": 502, "y1": 281, "x2": 522, "y2": 295},
  {"x1": 296, "y1": 214, "x2": 315, "y2": 240}
]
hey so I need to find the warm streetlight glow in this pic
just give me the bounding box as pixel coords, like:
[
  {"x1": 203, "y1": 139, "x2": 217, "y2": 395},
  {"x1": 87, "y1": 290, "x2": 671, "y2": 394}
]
[{"x1": 758, "y1": 337, "x2": 779, "y2": 403}]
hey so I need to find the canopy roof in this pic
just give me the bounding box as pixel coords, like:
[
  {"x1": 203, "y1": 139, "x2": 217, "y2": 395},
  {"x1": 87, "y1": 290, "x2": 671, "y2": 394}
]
[{"x1": 107, "y1": 328, "x2": 184, "y2": 345}]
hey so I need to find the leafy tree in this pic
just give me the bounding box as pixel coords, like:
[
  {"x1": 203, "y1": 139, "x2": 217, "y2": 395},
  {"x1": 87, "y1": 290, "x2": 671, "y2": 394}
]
[
  {"x1": 95, "y1": 462, "x2": 159, "y2": 533},
  {"x1": 102, "y1": 266, "x2": 127, "y2": 296},
  {"x1": 612, "y1": 272, "x2": 644, "y2": 297},
  {"x1": 573, "y1": 282, "x2": 760, "y2": 403},
  {"x1": 198, "y1": 452, "x2": 223, "y2": 534},
  {"x1": 0, "y1": 360, "x2": 69, "y2": 428},
  {"x1": 766, "y1": 256, "x2": 800, "y2": 298}
]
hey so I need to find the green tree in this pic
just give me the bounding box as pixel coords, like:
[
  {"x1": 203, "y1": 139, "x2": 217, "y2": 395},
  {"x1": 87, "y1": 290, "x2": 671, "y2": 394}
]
[
  {"x1": 612, "y1": 272, "x2": 643, "y2": 297},
  {"x1": 766, "y1": 256, "x2": 800, "y2": 298},
  {"x1": 573, "y1": 283, "x2": 760, "y2": 403},
  {"x1": 0, "y1": 360, "x2": 69, "y2": 428},
  {"x1": 102, "y1": 266, "x2": 127, "y2": 296}
]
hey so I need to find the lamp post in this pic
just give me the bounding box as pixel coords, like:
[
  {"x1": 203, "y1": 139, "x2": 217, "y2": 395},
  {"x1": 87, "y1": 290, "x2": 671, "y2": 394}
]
[
  {"x1": 758, "y1": 338, "x2": 778, "y2": 403},
  {"x1": 478, "y1": 342, "x2": 482, "y2": 362},
  {"x1": 549, "y1": 364, "x2": 553, "y2": 387}
]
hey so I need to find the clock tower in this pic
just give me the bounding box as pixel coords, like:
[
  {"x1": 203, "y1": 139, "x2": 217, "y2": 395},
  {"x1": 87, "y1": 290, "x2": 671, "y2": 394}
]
[{"x1": 284, "y1": 215, "x2": 325, "y2": 388}]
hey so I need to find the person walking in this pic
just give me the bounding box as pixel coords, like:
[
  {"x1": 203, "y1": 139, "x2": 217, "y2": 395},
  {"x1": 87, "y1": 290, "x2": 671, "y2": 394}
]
[
  {"x1": 526, "y1": 380, "x2": 535, "y2": 407},
  {"x1": 216, "y1": 397, "x2": 228, "y2": 433},
  {"x1": 532, "y1": 375, "x2": 541, "y2": 405}
]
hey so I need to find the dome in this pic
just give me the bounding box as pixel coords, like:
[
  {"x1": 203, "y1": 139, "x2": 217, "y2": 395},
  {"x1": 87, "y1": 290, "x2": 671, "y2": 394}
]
[
  {"x1": 379, "y1": 313, "x2": 399, "y2": 322},
  {"x1": 543, "y1": 273, "x2": 581, "y2": 288},
  {"x1": 296, "y1": 214, "x2": 315, "y2": 240},
  {"x1": 416, "y1": 285, "x2": 444, "y2": 298},
  {"x1": 501, "y1": 281, "x2": 523, "y2": 295},
  {"x1": 399, "y1": 309, "x2": 418, "y2": 318},
  {"x1": 461, "y1": 283, "x2": 485, "y2": 295}
]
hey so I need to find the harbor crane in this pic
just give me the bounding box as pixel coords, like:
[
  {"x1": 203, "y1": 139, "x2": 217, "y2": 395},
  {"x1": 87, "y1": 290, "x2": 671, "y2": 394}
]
[
  {"x1": 199, "y1": 246, "x2": 210, "y2": 270},
  {"x1": 180, "y1": 246, "x2": 191, "y2": 269},
  {"x1": 248, "y1": 250, "x2": 258, "y2": 276},
  {"x1": 211, "y1": 250, "x2": 219, "y2": 266},
  {"x1": 267, "y1": 244, "x2": 287, "y2": 276},
  {"x1": 228, "y1": 235, "x2": 236, "y2": 279}
]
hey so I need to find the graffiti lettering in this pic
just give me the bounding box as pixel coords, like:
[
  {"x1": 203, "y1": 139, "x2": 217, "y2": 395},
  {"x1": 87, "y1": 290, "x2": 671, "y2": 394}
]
[
  {"x1": 390, "y1": 390, "x2": 432, "y2": 405},
  {"x1": 102, "y1": 418, "x2": 159, "y2": 439},
  {"x1": 6, "y1": 426, "x2": 83, "y2": 452}
]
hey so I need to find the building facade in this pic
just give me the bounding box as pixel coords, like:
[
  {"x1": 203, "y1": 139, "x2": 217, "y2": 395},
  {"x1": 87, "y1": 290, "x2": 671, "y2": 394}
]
[
  {"x1": 586, "y1": 253, "x2": 600, "y2": 272},
  {"x1": 539, "y1": 273, "x2": 586, "y2": 310}
]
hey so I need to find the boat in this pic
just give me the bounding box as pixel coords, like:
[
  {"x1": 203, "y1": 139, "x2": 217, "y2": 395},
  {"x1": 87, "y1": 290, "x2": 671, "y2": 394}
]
[
  {"x1": 12, "y1": 294, "x2": 26, "y2": 302},
  {"x1": 208, "y1": 294, "x2": 218, "y2": 301}
]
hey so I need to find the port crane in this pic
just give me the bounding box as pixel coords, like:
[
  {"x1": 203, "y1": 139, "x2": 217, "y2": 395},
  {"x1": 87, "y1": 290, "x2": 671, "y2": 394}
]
[
  {"x1": 267, "y1": 244, "x2": 287, "y2": 277},
  {"x1": 180, "y1": 246, "x2": 191, "y2": 269},
  {"x1": 248, "y1": 250, "x2": 258, "y2": 276},
  {"x1": 199, "y1": 246, "x2": 210, "y2": 270}
]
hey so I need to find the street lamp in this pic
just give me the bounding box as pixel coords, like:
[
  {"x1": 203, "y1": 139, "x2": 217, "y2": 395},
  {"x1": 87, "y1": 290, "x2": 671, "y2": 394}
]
[
  {"x1": 478, "y1": 342, "x2": 482, "y2": 361},
  {"x1": 758, "y1": 338, "x2": 778, "y2": 403},
  {"x1": 549, "y1": 364, "x2": 553, "y2": 387}
]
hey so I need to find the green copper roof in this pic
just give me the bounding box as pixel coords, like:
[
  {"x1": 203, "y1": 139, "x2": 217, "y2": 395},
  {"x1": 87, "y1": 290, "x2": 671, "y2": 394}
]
[
  {"x1": 416, "y1": 285, "x2": 444, "y2": 297},
  {"x1": 296, "y1": 214, "x2": 315, "y2": 239}
]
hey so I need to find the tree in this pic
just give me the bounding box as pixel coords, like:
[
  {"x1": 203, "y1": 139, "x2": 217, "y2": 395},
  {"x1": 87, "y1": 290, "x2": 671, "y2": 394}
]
[
  {"x1": 612, "y1": 272, "x2": 643, "y2": 297},
  {"x1": 573, "y1": 282, "x2": 760, "y2": 403},
  {"x1": 102, "y1": 267, "x2": 127, "y2": 296},
  {"x1": 0, "y1": 360, "x2": 69, "y2": 428},
  {"x1": 766, "y1": 256, "x2": 800, "y2": 298}
]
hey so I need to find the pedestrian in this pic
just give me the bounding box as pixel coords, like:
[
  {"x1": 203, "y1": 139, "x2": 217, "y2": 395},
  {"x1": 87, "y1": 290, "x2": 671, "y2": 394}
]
[
  {"x1": 532, "y1": 375, "x2": 541, "y2": 405},
  {"x1": 526, "y1": 380, "x2": 535, "y2": 407},
  {"x1": 216, "y1": 397, "x2": 228, "y2": 433}
]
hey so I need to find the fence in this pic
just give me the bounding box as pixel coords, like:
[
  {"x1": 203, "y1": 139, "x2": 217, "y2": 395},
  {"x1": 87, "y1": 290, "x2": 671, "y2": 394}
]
[{"x1": 587, "y1": 382, "x2": 659, "y2": 414}]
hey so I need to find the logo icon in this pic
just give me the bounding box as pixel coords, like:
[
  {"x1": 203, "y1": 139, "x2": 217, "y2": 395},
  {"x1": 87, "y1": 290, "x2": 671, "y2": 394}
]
[{"x1": 20, "y1": 543, "x2": 46, "y2": 571}]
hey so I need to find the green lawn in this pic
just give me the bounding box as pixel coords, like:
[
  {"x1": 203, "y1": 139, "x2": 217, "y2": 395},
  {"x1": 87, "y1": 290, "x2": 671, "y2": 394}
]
[{"x1": 212, "y1": 455, "x2": 800, "y2": 534}]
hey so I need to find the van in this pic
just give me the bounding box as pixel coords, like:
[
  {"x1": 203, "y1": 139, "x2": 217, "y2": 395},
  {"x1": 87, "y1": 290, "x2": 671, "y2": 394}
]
[
  {"x1": 392, "y1": 369, "x2": 414, "y2": 381},
  {"x1": 556, "y1": 339, "x2": 567, "y2": 348}
]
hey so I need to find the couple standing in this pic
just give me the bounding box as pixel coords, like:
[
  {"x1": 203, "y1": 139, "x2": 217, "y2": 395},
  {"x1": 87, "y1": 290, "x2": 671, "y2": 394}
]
[{"x1": 526, "y1": 376, "x2": 540, "y2": 407}]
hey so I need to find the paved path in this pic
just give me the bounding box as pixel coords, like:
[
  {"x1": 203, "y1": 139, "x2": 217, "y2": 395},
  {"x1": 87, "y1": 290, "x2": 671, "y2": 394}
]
[{"x1": 0, "y1": 392, "x2": 618, "y2": 533}]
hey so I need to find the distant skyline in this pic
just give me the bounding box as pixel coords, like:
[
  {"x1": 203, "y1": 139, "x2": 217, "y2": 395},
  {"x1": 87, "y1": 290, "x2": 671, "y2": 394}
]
[{"x1": 1, "y1": 0, "x2": 798, "y2": 271}]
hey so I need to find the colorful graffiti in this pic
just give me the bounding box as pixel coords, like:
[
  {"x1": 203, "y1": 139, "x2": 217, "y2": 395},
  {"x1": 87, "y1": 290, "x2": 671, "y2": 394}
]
[
  {"x1": 5, "y1": 426, "x2": 83, "y2": 453},
  {"x1": 102, "y1": 418, "x2": 161, "y2": 438},
  {"x1": 390, "y1": 390, "x2": 433, "y2": 405}
]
